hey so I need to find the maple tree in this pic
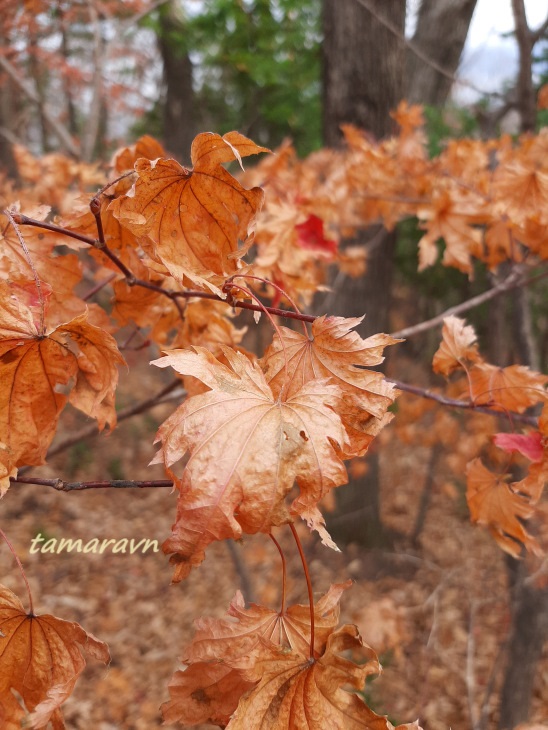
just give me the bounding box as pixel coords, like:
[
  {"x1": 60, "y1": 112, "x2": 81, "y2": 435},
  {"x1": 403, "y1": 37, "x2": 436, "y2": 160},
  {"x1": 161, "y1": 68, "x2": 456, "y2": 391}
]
[{"x1": 0, "y1": 102, "x2": 546, "y2": 727}]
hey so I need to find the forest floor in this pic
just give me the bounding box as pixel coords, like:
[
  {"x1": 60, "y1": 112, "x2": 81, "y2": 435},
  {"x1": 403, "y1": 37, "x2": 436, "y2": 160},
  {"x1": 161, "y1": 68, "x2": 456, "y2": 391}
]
[{"x1": 1, "y1": 340, "x2": 547, "y2": 730}]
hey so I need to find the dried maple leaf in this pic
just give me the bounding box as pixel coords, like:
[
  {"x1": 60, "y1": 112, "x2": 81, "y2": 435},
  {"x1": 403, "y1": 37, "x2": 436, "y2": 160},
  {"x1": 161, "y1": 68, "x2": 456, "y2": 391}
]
[
  {"x1": 466, "y1": 458, "x2": 542, "y2": 557},
  {"x1": 0, "y1": 583, "x2": 110, "y2": 728},
  {"x1": 162, "y1": 583, "x2": 351, "y2": 727},
  {"x1": 0, "y1": 281, "x2": 124, "y2": 493},
  {"x1": 112, "y1": 132, "x2": 269, "y2": 293},
  {"x1": 152, "y1": 346, "x2": 348, "y2": 581},
  {"x1": 417, "y1": 189, "x2": 485, "y2": 273},
  {"x1": 468, "y1": 362, "x2": 548, "y2": 413},
  {"x1": 226, "y1": 624, "x2": 391, "y2": 730},
  {"x1": 432, "y1": 315, "x2": 481, "y2": 376},
  {"x1": 260, "y1": 316, "x2": 399, "y2": 457}
]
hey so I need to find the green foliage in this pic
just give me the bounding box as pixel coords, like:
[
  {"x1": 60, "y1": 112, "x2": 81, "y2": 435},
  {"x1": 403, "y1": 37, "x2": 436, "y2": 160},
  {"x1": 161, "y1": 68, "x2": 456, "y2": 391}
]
[
  {"x1": 423, "y1": 104, "x2": 479, "y2": 157},
  {"x1": 155, "y1": 0, "x2": 322, "y2": 156}
]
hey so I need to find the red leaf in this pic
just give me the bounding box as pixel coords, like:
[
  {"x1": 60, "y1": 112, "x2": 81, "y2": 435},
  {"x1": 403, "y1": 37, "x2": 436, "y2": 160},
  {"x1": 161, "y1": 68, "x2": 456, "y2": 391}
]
[
  {"x1": 493, "y1": 432, "x2": 544, "y2": 462},
  {"x1": 295, "y1": 215, "x2": 337, "y2": 256}
]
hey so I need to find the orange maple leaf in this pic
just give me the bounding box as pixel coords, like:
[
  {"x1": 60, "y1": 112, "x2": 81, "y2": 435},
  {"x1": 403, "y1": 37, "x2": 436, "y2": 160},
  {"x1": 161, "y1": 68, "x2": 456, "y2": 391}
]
[
  {"x1": 260, "y1": 316, "x2": 399, "y2": 458},
  {"x1": 468, "y1": 362, "x2": 548, "y2": 412},
  {"x1": 432, "y1": 315, "x2": 481, "y2": 376},
  {"x1": 417, "y1": 189, "x2": 485, "y2": 273},
  {"x1": 226, "y1": 624, "x2": 394, "y2": 730},
  {"x1": 111, "y1": 131, "x2": 269, "y2": 293},
  {"x1": 0, "y1": 583, "x2": 110, "y2": 728},
  {"x1": 466, "y1": 458, "x2": 543, "y2": 557},
  {"x1": 152, "y1": 346, "x2": 348, "y2": 581},
  {"x1": 162, "y1": 582, "x2": 351, "y2": 727},
  {"x1": 0, "y1": 281, "x2": 124, "y2": 493}
]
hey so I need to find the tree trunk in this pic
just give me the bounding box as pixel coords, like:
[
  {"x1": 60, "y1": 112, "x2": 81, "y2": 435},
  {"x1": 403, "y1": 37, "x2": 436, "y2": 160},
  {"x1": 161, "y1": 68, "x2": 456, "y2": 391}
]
[
  {"x1": 405, "y1": 0, "x2": 478, "y2": 106},
  {"x1": 498, "y1": 559, "x2": 548, "y2": 729},
  {"x1": 322, "y1": 0, "x2": 405, "y2": 146},
  {"x1": 157, "y1": 3, "x2": 196, "y2": 165},
  {"x1": 322, "y1": 0, "x2": 405, "y2": 547}
]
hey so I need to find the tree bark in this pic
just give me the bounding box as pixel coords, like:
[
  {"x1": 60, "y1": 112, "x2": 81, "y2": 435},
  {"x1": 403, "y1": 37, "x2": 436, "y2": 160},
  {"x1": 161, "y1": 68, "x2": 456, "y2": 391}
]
[
  {"x1": 157, "y1": 2, "x2": 196, "y2": 165},
  {"x1": 406, "y1": 0, "x2": 478, "y2": 106},
  {"x1": 322, "y1": 0, "x2": 405, "y2": 547},
  {"x1": 322, "y1": 0, "x2": 405, "y2": 146},
  {"x1": 511, "y1": 0, "x2": 537, "y2": 132},
  {"x1": 498, "y1": 559, "x2": 548, "y2": 729}
]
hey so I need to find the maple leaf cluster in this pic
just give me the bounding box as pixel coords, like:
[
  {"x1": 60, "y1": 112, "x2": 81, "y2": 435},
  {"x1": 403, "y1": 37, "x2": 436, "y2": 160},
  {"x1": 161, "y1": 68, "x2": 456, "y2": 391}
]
[
  {"x1": 0, "y1": 130, "x2": 405, "y2": 726},
  {"x1": 239, "y1": 101, "x2": 548, "y2": 299},
  {"x1": 1, "y1": 111, "x2": 547, "y2": 726},
  {"x1": 432, "y1": 316, "x2": 548, "y2": 557},
  {"x1": 161, "y1": 583, "x2": 421, "y2": 730}
]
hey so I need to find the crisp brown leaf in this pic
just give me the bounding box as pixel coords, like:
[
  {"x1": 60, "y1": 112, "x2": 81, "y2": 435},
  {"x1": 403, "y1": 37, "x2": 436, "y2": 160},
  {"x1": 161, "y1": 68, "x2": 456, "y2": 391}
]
[
  {"x1": 162, "y1": 661, "x2": 255, "y2": 728},
  {"x1": 466, "y1": 458, "x2": 542, "y2": 557},
  {"x1": 0, "y1": 281, "x2": 124, "y2": 493},
  {"x1": 432, "y1": 315, "x2": 480, "y2": 376},
  {"x1": 152, "y1": 346, "x2": 348, "y2": 580},
  {"x1": 260, "y1": 316, "x2": 399, "y2": 457},
  {"x1": 187, "y1": 582, "x2": 351, "y2": 667},
  {"x1": 161, "y1": 583, "x2": 351, "y2": 727},
  {"x1": 227, "y1": 624, "x2": 390, "y2": 730},
  {"x1": 0, "y1": 583, "x2": 110, "y2": 728},
  {"x1": 112, "y1": 131, "x2": 269, "y2": 293}
]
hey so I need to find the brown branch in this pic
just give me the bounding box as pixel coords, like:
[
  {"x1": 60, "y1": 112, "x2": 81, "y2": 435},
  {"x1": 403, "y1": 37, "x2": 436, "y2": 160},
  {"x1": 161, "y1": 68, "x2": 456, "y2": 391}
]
[
  {"x1": 530, "y1": 12, "x2": 548, "y2": 43},
  {"x1": 389, "y1": 379, "x2": 539, "y2": 426},
  {"x1": 0, "y1": 53, "x2": 80, "y2": 157},
  {"x1": 14, "y1": 213, "x2": 318, "y2": 324},
  {"x1": 38, "y1": 377, "x2": 182, "y2": 463},
  {"x1": 390, "y1": 265, "x2": 548, "y2": 340},
  {"x1": 11, "y1": 476, "x2": 173, "y2": 491}
]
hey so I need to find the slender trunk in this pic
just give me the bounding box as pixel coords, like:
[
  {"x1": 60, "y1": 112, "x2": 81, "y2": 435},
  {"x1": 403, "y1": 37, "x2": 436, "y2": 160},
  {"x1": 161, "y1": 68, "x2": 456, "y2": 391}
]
[
  {"x1": 511, "y1": 0, "x2": 536, "y2": 132},
  {"x1": 498, "y1": 559, "x2": 548, "y2": 729},
  {"x1": 405, "y1": 0, "x2": 478, "y2": 105},
  {"x1": 157, "y1": 3, "x2": 196, "y2": 165},
  {"x1": 322, "y1": 0, "x2": 405, "y2": 547}
]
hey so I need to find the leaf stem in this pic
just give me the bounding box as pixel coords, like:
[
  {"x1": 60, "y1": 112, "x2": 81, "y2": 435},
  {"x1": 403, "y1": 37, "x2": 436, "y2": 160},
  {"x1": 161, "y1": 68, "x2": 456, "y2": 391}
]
[
  {"x1": 289, "y1": 522, "x2": 315, "y2": 660},
  {"x1": 269, "y1": 532, "x2": 287, "y2": 615},
  {"x1": 235, "y1": 274, "x2": 310, "y2": 337},
  {"x1": 0, "y1": 528, "x2": 34, "y2": 614},
  {"x1": 225, "y1": 281, "x2": 290, "y2": 381}
]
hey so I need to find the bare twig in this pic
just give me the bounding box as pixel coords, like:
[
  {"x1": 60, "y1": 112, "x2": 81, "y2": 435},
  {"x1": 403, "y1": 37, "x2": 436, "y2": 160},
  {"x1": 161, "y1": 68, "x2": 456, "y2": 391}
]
[
  {"x1": 389, "y1": 379, "x2": 539, "y2": 426},
  {"x1": 11, "y1": 476, "x2": 173, "y2": 491},
  {"x1": 466, "y1": 601, "x2": 481, "y2": 730},
  {"x1": 40, "y1": 378, "x2": 182, "y2": 462},
  {"x1": 0, "y1": 53, "x2": 80, "y2": 157},
  {"x1": 15, "y1": 213, "x2": 318, "y2": 324},
  {"x1": 390, "y1": 265, "x2": 548, "y2": 340}
]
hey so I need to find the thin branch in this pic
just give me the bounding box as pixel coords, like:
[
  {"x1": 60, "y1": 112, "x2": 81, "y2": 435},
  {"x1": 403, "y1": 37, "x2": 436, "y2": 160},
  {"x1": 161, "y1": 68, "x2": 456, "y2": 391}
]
[
  {"x1": 390, "y1": 379, "x2": 539, "y2": 426},
  {"x1": 466, "y1": 601, "x2": 480, "y2": 730},
  {"x1": 530, "y1": 12, "x2": 548, "y2": 43},
  {"x1": 11, "y1": 477, "x2": 173, "y2": 491},
  {"x1": 390, "y1": 265, "x2": 548, "y2": 340},
  {"x1": 40, "y1": 378, "x2": 182, "y2": 462},
  {"x1": 225, "y1": 540, "x2": 256, "y2": 604},
  {"x1": 15, "y1": 214, "x2": 318, "y2": 324},
  {"x1": 0, "y1": 53, "x2": 80, "y2": 157}
]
